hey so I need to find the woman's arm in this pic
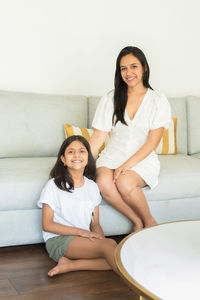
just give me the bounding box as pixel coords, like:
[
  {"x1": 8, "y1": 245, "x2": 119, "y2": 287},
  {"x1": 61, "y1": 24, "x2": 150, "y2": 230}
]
[
  {"x1": 42, "y1": 204, "x2": 103, "y2": 240},
  {"x1": 90, "y1": 206, "x2": 105, "y2": 238},
  {"x1": 89, "y1": 129, "x2": 108, "y2": 158},
  {"x1": 114, "y1": 127, "x2": 164, "y2": 181}
]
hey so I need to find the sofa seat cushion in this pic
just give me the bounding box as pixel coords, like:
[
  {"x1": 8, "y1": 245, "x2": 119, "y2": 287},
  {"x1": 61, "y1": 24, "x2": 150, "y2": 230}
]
[
  {"x1": 144, "y1": 154, "x2": 200, "y2": 201},
  {"x1": 1, "y1": 154, "x2": 199, "y2": 212},
  {"x1": 0, "y1": 157, "x2": 56, "y2": 210}
]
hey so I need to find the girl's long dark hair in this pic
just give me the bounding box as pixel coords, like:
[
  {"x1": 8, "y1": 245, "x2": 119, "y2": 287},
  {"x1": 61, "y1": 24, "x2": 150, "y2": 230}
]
[
  {"x1": 113, "y1": 46, "x2": 153, "y2": 126},
  {"x1": 50, "y1": 135, "x2": 96, "y2": 192}
]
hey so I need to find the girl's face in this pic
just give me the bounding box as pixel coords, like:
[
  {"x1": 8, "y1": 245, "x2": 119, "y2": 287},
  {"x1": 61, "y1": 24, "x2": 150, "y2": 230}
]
[
  {"x1": 120, "y1": 54, "x2": 144, "y2": 89},
  {"x1": 61, "y1": 140, "x2": 88, "y2": 171}
]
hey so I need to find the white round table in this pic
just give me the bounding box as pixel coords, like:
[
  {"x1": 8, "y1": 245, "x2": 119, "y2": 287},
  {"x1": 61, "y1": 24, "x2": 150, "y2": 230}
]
[{"x1": 115, "y1": 220, "x2": 200, "y2": 300}]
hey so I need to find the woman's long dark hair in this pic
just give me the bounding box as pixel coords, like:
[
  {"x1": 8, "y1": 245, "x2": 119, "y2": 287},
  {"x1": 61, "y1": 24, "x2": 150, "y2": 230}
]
[
  {"x1": 113, "y1": 46, "x2": 153, "y2": 126},
  {"x1": 50, "y1": 135, "x2": 96, "y2": 192}
]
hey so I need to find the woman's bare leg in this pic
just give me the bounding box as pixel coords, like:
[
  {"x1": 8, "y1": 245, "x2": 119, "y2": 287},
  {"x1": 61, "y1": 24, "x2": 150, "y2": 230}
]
[
  {"x1": 48, "y1": 237, "x2": 118, "y2": 277},
  {"x1": 96, "y1": 167, "x2": 143, "y2": 231},
  {"x1": 116, "y1": 170, "x2": 157, "y2": 228}
]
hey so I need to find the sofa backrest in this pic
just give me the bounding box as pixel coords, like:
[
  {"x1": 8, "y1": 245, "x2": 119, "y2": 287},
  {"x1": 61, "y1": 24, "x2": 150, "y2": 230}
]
[
  {"x1": 0, "y1": 90, "x2": 88, "y2": 158},
  {"x1": 1, "y1": 90, "x2": 198, "y2": 158},
  {"x1": 88, "y1": 95, "x2": 188, "y2": 154},
  {"x1": 168, "y1": 97, "x2": 187, "y2": 154},
  {"x1": 88, "y1": 96, "x2": 100, "y2": 128},
  {"x1": 187, "y1": 96, "x2": 200, "y2": 155}
]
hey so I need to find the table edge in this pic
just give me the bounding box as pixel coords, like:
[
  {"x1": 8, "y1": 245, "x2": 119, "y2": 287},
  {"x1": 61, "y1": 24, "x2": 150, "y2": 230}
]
[
  {"x1": 115, "y1": 219, "x2": 200, "y2": 300},
  {"x1": 115, "y1": 231, "x2": 160, "y2": 300}
]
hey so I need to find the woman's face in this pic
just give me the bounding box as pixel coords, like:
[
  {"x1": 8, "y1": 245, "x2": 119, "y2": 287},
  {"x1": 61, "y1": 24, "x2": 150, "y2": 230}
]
[
  {"x1": 120, "y1": 54, "x2": 144, "y2": 89},
  {"x1": 61, "y1": 140, "x2": 88, "y2": 171}
]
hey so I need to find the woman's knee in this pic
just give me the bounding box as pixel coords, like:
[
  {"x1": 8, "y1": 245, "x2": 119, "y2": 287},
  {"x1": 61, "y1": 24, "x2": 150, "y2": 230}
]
[{"x1": 116, "y1": 176, "x2": 138, "y2": 197}]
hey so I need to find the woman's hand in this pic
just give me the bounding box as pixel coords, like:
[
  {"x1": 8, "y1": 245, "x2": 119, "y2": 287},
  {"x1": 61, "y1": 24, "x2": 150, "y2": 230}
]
[
  {"x1": 78, "y1": 229, "x2": 104, "y2": 241},
  {"x1": 113, "y1": 127, "x2": 165, "y2": 183},
  {"x1": 113, "y1": 162, "x2": 132, "y2": 183}
]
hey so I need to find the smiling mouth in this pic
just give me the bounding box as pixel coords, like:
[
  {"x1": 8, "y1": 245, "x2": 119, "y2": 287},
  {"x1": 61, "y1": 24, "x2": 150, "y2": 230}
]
[{"x1": 72, "y1": 160, "x2": 82, "y2": 163}]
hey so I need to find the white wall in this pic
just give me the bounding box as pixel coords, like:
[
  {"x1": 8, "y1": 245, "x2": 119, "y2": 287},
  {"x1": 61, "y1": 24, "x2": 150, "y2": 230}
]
[{"x1": 0, "y1": 0, "x2": 199, "y2": 97}]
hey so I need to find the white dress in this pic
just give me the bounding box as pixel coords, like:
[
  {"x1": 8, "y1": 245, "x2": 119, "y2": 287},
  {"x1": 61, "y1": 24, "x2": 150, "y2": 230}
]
[{"x1": 92, "y1": 88, "x2": 171, "y2": 189}]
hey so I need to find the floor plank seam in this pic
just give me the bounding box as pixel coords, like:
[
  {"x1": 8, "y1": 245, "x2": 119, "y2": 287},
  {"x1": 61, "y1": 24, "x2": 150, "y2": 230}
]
[{"x1": 8, "y1": 278, "x2": 20, "y2": 295}]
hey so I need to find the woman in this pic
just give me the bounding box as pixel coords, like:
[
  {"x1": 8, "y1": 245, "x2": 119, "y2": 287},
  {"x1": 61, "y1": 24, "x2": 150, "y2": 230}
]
[{"x1": 89, "y1": 46, "x2": 171, "y2": 231}]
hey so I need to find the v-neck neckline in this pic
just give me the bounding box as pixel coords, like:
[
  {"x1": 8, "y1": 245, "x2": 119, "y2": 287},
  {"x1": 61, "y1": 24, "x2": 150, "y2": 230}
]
[{"x1": 125, "y1": 88, "x2": 149, "y2": 123}]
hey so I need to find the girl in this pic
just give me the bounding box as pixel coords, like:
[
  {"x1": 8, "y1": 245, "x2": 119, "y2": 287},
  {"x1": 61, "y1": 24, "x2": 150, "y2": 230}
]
[
  {"x1": 38, "y1": 135, "x2": 118, "y2": 277},
  {"x1": 90, "y1": 46, "x2": 171, "y2": 232}
]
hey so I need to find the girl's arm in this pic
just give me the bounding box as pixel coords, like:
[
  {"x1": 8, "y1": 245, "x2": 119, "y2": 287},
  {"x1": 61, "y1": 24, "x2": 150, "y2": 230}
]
[
  {"x1": 42, "y1": 204, "x2": 103, "y2": 240},
  {"x1": 90, "y1": 206, "x2": 105, "y2": 238},
  {"x1": 89, "y1": 129, "x2": 108, "y2": 158},
  {"x1": 114, "y1": 127, "x2": 164, "y2": 181}
]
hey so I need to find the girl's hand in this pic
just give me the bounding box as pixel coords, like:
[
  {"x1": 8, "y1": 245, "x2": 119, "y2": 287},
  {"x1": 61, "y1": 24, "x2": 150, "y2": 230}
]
[
  {"x1": 79, "y1": 229, "x2": 104, "y2": 241},
  {"x1": 113, "y1": 163, "x2": 131, "y2": 183}
]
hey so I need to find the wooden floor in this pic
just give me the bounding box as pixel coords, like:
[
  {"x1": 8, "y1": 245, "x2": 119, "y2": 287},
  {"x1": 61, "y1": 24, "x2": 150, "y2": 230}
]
[{"x1": 0, "y1": 236, "x2": 138, "y2": 300}]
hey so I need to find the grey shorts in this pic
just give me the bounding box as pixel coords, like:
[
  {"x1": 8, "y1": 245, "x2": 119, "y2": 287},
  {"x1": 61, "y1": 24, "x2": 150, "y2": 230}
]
[{"x1": 45, "y1": 235, "x2": 76, "y2": 262}]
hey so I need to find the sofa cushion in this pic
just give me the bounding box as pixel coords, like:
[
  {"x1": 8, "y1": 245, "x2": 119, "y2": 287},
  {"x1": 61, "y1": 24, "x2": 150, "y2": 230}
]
[
  {"x1": 165, "y1": 97, "x2": 187, "y2": 154},
  {"x1": 187, "y1": 96, "x2": 200, "y2": 154},
  {"x1": 0, "y1": 90, "x2": 88, "y2": 158},
  {"x1": 0, "y1": 157, "x2": 56, "y2": 210},
  {"x1": 1, "y1": 155, "x2": 199, "y2": 212},
  {"x1": 144, "y1": 154, "x2": 200, "y2": 201},
  {"x1": 88, "y1": 96, "x2": 101, "y2": 128},
  {"x1": 88, "y1": 96, "x2": 187, "y2": 154},
  {"x1": 155, "y1": 117, "x2": 177, "y2": 155}
]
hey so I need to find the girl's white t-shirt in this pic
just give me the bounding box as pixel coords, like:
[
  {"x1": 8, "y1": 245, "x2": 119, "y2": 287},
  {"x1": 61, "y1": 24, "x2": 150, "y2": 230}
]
[{"x1": 37, "y1": 177, "x2": 102, "y2": 242}]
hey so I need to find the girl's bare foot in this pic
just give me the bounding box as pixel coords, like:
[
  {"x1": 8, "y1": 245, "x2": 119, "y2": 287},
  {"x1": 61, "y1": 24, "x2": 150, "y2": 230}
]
[{"x1": 48, "y1": 257, "x2": 71, "y2": 277}]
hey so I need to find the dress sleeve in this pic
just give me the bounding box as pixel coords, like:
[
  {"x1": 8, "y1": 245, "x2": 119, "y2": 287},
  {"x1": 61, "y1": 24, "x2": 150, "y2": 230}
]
[
  {"x1": 150, "y1": 93, "x2": 172, "y2": 130},
  {"x1": 92, "y1": 91, "x2": 114, "y2": 132},
  {"x1": 37, "y1": 180, "x2": 56, "y2": 211}
]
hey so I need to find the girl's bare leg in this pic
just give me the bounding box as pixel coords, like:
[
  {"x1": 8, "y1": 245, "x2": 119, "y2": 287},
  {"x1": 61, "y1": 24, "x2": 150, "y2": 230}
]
[
  {"x1": 48, "y1": 237, "x2": 118, "y2": 277},
  {"x1": 48, "y1": 257, "x2": 111, "y2": 277},
  {"x1": 116, "y1": 170, "x2": 157, "y2": 228},
  {"x1": 96, "y1": 167, "x2": 143, "y2": 231}
]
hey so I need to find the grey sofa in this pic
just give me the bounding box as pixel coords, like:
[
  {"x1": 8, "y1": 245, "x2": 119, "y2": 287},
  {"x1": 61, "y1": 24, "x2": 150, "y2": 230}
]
[{"x1": 0, "y1": 90, "x2": 200, "y2": 247}]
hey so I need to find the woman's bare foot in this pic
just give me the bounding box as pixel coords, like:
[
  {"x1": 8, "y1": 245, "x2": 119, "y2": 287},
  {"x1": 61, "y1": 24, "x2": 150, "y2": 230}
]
[
  {"x1": 132, "y1": 220, "x2": 143, "y2": 232},
  {"x1": 144, "y1": 217, "x2": 157, "y2": 228},
  {"x1": 48, "y1": 257, "x2": 72, "y2": 277}
]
